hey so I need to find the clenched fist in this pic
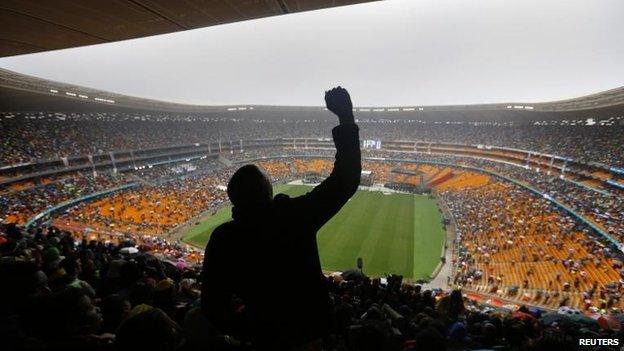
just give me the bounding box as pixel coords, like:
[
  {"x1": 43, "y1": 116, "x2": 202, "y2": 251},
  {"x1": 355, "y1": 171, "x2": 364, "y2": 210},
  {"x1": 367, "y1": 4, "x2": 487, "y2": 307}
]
[{"x1": 325, "y1": 86, "x2": 354, "y2": 124}]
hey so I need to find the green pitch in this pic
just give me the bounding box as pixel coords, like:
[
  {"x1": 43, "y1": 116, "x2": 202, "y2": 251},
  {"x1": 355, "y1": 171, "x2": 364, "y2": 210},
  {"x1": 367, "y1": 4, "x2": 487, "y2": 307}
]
[{"x1": 183, "y1": 184, "x2": 445, "y2": 280}]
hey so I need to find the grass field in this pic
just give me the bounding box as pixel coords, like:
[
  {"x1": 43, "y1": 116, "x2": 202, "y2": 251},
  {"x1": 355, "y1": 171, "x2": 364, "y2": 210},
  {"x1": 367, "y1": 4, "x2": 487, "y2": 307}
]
[{"x1": 183, "y1": 184, "x2": 445, "y2": 280}]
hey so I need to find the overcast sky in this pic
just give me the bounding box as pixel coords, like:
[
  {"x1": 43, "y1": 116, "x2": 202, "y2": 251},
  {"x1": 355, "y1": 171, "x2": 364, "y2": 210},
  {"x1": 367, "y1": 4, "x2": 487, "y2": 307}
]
[{"x1": 0, "y1": 0, "x2": 622, "y2": 107}]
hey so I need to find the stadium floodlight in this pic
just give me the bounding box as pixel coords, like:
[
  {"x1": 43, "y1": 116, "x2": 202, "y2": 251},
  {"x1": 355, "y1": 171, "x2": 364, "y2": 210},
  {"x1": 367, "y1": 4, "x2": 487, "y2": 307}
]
[
  {"x1": 79, "y1": 94, "x2": 88, "y2": 99},
  {"x1": 49, "y1": 89, "x2": 58, "y2": 93},
  {"x1": 402, "y1": 108, "x2": 416, "y2": 111},
  {"x1": 227, "y1": 107, "x2": 237, "y2": 111},
  {"x1": 418, "y1": 107, "x2": 424, "y2": 111},
  {"x1": 524, "y1": 106, "x2": 534, "y2": 110},
  {"x1": 65, "y1": 92, "x2": 77, "y2": 96}
]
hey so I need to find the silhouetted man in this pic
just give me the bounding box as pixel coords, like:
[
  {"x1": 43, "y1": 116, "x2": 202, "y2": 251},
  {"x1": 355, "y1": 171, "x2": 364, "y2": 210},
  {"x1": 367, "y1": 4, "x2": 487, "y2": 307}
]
[{"x1": 201, "y1": 87, "x2": 361, "y2": 350}]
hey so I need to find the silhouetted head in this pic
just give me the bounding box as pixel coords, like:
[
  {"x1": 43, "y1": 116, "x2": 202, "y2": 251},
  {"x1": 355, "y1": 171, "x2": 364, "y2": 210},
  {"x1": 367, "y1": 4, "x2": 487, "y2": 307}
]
[{"x1": 227, "y1": 164, "x2": 273, "y2": 209}]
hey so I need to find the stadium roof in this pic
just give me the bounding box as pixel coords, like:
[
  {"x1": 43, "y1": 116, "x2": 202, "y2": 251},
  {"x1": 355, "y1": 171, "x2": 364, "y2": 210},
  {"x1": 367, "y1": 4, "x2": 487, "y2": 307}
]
[
  {"x1": 0, "y1": 0, "x2": 375, "y2": 57},
  {"x1": 2, "y1": 68, "x2": 623, "y2": 123}
]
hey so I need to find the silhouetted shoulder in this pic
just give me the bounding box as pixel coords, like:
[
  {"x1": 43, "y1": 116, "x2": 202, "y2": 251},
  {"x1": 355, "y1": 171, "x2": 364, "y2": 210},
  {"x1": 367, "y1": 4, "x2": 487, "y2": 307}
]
[
  {"x1": 273, "y1": 193, "x2": 291, "y2": 203},
  {"x1": 206, "y1": 220, "x2": 236, "y2": 249}
]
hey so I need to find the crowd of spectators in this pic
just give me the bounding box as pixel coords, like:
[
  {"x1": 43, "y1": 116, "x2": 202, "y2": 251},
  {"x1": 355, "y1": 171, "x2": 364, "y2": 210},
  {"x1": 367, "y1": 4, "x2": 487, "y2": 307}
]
[
  {"x1": 442, "y1": 179, "x2": 624, "y2": 311},
  {"x1": 2, "y1": 151, "x2": 620, "y2": 255},
  {"x1": 133, "y1": 158, "x2": 222, "y2": 184},
  {"x1": 0, "y1": 173, "x2": 128, "y2": 225},
  {"x1": 455, "y1": 158, "x2": 624, "y2": 246},
  {"x1": 3, "y1": 222, "x2": 624, "y2": 351},
  {"x1": 54, "y1": 167, "x2": 233, "y2": 236},
  {"x1": 2, "y1": 112, "x2": 623, "y2": 168}
]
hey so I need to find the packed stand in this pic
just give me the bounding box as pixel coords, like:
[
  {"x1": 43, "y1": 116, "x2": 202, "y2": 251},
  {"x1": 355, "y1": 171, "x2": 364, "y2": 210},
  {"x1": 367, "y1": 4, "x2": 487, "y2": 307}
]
[
  {"x1": 2, "y1": 112, "x2": 624, "y2": 169},
  {"x1": 3, "y1": 223, "x2": 624, "y2": 351}
]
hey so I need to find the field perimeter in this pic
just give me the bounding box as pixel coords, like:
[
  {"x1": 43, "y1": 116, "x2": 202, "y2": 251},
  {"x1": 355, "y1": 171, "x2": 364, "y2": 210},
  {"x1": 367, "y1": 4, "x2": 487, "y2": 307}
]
[{"x1": 183, "y1": 184, "x2": 445, "y2": 280}]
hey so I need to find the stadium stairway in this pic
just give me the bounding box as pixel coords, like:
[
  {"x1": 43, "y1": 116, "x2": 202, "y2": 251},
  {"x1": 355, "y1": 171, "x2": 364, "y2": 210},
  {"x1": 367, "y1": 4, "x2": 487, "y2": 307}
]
[
  {"x1": 423, "y1": 166, "x2": 445, "y2": 183},
  {"x1": 427, "y1": 169, "x2": 454, "y2": 188}
]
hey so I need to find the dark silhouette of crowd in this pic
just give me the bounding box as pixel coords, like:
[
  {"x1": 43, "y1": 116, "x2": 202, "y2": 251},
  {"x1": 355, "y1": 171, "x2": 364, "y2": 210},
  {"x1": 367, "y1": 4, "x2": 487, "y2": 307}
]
[{"x1": 3, "y1": 223, "x2": 624, "y2": 351}]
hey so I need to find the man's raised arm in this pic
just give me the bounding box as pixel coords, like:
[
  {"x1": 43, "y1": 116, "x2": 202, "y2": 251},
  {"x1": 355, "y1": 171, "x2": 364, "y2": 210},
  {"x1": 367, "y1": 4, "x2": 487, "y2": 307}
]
[{"x1": 293, "y1": 87, "x2": 361, "y2": 231}]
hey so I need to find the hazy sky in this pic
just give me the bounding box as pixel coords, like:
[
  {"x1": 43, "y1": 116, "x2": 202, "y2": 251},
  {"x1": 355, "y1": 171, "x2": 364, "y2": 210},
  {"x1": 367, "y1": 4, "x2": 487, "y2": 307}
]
[{"x1": 1, "y1": 0, "x2": 622, "y2": 106}]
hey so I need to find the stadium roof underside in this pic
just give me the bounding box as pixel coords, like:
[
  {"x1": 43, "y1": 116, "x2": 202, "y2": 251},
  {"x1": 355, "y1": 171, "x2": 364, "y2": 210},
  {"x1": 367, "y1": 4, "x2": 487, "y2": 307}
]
[
  {"x1": 0, "y1": 0, "x2": 376, "y2": 57},
  {"x1": 2, "y1": 68, "x2": 624, "y2": 123}
]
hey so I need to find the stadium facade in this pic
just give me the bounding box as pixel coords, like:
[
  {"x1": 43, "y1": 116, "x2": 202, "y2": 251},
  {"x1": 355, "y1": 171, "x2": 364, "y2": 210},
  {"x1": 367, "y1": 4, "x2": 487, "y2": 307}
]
[{"x1": 2, "y1": 67, "x2": 624, "y2": 122}]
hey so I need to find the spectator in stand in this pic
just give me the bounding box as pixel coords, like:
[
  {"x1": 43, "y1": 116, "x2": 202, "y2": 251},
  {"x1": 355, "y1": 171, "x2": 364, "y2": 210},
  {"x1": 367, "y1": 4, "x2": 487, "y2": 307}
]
[{"x1": 201, "y1": 87, "x2": 362, "y2": 350}]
